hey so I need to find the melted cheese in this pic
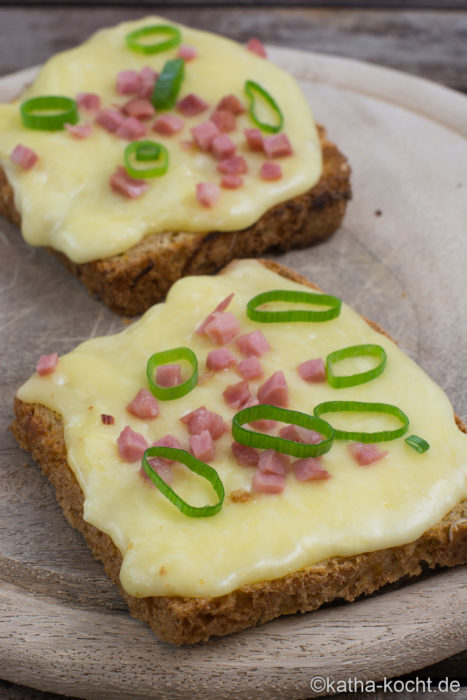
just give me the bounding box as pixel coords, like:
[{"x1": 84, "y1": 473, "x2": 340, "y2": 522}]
[
  {"x1": 17, "y1": 261, "x2": 467, "y2": 598},
  {"x1": 0, "y1": 17, "x2": 321, "y2": 263}
]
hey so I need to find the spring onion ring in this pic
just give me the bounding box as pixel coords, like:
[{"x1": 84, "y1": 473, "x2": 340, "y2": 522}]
[
  {"x1": 244, "y1": 80, "x2": 283, "y2": 134},
  {"x1": 146, "y1": 347, "x2": 198, "y2": 400},
  {"x1": 20, "y1": 95, "x2": 78, "y2": 131},
  {"x1": 247, "y1": 289, "x2": 342, "y2": 323},
  {"x1": 126, "y1": 24, "x2": 181, "y2": 55},
  {"x1": 142, "y1": 446, "x2": 224, "y2": 518},
  {"x1": 124, "y1": 140, "x2": 169, "y2": 178},
  {"x1": 152, "y1": 58, "x2": 185, "y2": 110},
  {"x1": 405, "y1": 435, "x2": 430, "y2": 453},
  {"x1": 313, "y1": 400, "x2": 409, "y2": 442},
  {"x1": 232, "y1": 404, "x2": 334, "y2": 457},
  {"x1": 326, "y1": 344, "x2": 387, "y2": 388}
]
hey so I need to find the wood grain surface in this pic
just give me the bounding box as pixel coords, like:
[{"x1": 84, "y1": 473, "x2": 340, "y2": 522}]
[{"x1": 0, "y1": 9, "x2": 466, "y2": 700}]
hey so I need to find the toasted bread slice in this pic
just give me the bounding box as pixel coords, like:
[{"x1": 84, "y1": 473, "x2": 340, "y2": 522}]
[
  {"x1": 0, "y1": 126, "x2": 350, "y2": 315},
  {"x1": 10, "y1": 260, "x2": 467, "y2": 645}
]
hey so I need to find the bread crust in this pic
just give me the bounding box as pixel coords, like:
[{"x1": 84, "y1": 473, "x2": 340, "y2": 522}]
[
  {"x1": 10, "y1": 259, "x2": 467, "y2": 645},
  {"x1": 0, "y1": 126, "x2": 351, "y2": 315}
]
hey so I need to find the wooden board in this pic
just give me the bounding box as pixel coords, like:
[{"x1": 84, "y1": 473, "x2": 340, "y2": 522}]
[{"x1": 0, "y1": 48, "x2": 466, "y2": 699}]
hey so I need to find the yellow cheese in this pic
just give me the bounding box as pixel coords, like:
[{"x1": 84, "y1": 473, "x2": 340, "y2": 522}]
[
  {"x1": 17, "y1": 261, "x2": 467, "y2": 598},
  {"x1": 0, "y1": 17, "x2": 321, "y2": 264}
]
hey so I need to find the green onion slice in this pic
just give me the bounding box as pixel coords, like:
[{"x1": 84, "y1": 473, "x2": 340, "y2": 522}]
[
  {"x1": 313, "y1": 401, "x2": 409, "y2": 442},
  {"x1": 142, "y1": 446, "x2": 224, "y2": 518},
  {"x1": 152, "y1": 58, "x2": 185, "y2": 110},
  {"x1": 146, "y1": 347, "x2": 198, "y2": 400},
  {"x1": 405, "y1": 434, "x2": 430, "y2": 453},
  {"x1": 244, "y1": 80, "x2": 283, "y2": 134},
  {"x1": 20, "y1": 95, "x2": 78, "y2": 131},
  {"x1": 232, "y1": 404, "x2": 335, "y2": 457},
  {"x1": 124, "y1": 140, "x2": 169, "y2": 178},
  {"x1": 125, "y1": 24, "x2": 181, "y2": 55},
  {"x1": 326, "y1": 344, "x2": 387, "y2": 388},
  {"x1": 247, "y1": 289, "x2": 342, "y2": 323}
]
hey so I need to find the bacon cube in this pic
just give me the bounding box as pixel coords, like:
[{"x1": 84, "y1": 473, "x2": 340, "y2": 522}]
[
  {"x1": 65, "y1": 123, "x2": 92, "y2": 139},
  {"x1": 110, "y1": 166, "x2": 148, "y2": 199},
  {"x1": 231, "y1": 441, "x2": 259, "y2": 467},
  {"x1": 204, "y1": 311, "x2": 240, "y2": 344},
  {"x1": 279, "y1": 424, "x2": 322, "y2": 444},
  {"x1": 298, "y1": 358, "x2": 326, "y2": 383},
  {"x1": 10, "y1": 144, "x2": 38, "y2": 170},
  {"x1": 293, "y1": 457, "x2": 331, "y2": 481},
  {"x1": 252, "y1": 470, "x2": 285, "y2": 494},
  {"x1": 257, "y1": 370, "x2": 289, "y2": 407},
  {"x1": 122, "y1": 98, "x2": 155, "y2": 120},
  {"x1": 236, "y1": 330, "x2": 270, "y2": 357},
  {"x1": 156, "y1": 364, "x2": 182, "y2": 388},
  {"x1": 211, "y1": 134, "x2": 236, "y2": 160},
  {"x1": 196, "y1": 293, "x2": 235, "y2": 335},
  {"x1": 348, "y1": 443, "x2": 389, "y2": 466},
  {"x1": 178, "y1": 93, "x2": 209, "y2": 117},
  {"x1": 206, "y1": 347, "x2": 237, "y2": 371},
  {"x1": 95, "y1": 109, "x2": 125, "y2": 133},
  {"x1": 177, "y1": 44, "x2": 198, "y2": 61},
  {"x1": 115, "y1": 117, "x2": 146, "y2": 140},
  {"x1": 153, "y1": 114, "x2": 184, "y2": 136},
  {"x1": 117, "y1": 426, "x2": 148, "y2": 462},
  {"x1": 36, "y1": 352, "x2": 58, "y2": 376},
  {"x1": 260, "y1": 161, "x2": 282, "y2": 181},
  {"x1": 258, "y1": 449, "x2": 289, "y2": 476},
  {"x1": 76, "y1": 92, "x2": 101, "y2": 111},
  {"x1": 126, "y1": 388, "x2": 159, "y2": 420},
  {"x1": 221, "y1": 174, "x2": 244, "y2": 189},
  {"x1": 217, "y1": 155, "x2": 248, "y2": 175},
  {"x1": 246, "y1": 37, "x2": 267, "y2": 58},
  {"x1": 262, "y1": 133, "x2": 293, "y2": 158},
  {"x1": 210, "y1": 109, "x2": 236, "y2": 133},
  {"x1": 190, "y1": 429, "x2": 215, "y2": 462},
  {"x1": 223, "y1": 380, "x2": 251, "y2": 409},
  {"x1": 244, "y1": 128, "x2": 263, "y2": 151},
  {"x1": 237, "y1": 356, "x2": 263, "y2": 380},
  {"x1": 191, "y1": 121, "x2": 219, "y2": 151},
  {"x1": 217, "y1": 94, "x2": 246, "y2": 115},
  {"x1": 116, "y1": 70, "x2": 141, "y2": 95},
  {"x1": 181, "y1": 406, "x2": 227, "y2": 440}
]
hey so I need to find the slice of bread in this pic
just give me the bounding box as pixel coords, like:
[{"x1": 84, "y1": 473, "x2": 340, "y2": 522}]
[
  {"x1": 0, "y1": 126, "x2": 350, "y2": 315},
  {"x1": 10, "y1": 259, "x2": 467, "y2": 646}
]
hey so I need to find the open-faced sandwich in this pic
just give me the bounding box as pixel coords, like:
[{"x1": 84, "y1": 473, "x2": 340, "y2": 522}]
[
  {"x1": 11, "y1": 259, "x2": 467, "y2": 644},
  {"x1": 0, "y1": 17, "x2": 350, "y2": 315}
]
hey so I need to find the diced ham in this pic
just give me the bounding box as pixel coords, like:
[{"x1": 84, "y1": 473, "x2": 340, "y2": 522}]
[
  {"x1": 231, "y1": 441, "x2": 259, "y2": 467},
  {"x1": 279, "y1": 424, "x2": 322, "y2": 444},
  {"x1": 237, "y1": 355, "x2": 263, "y2": 380},
  {"x1": 244, "y1": 128, "x2": 264, "y2": 152},
  {"x1": 138, "y1": 66, "x2": 158, "y2": 99},
  {"x1": 221, "y1": 174, "x2": 244, "y2": 189},
  {"x1": 110, "y1": 166, "x2": 148, "y2": 199},
  {"x1": 117, "y1": 426, "x2": 148, "y2": 462},
  {"x1": 101, "y1": 413, "x2": 115, "y2": 425},
  {"x1": 211, "y1": 134, "x2": 236, "y2": 160},
  {"x1": 244, "y1": 398, "x2": 277, "y2": 433},
  {"x1": 262, "y1": 133, "x2": 293, "y2": 158},
  {"x1": 10, "y1": 144, "x2": 38, "y2": 170},
  {"x1": 36, "y1": 352, "x2": 58, "y2": 376},
  {"x1": 95, "y1": 108, "x2": 125, "y2": 133},
  {"x1": 115, "y1": 116, "x2": 146, "y2": 140},
  {"x1": 217, "y1": 155, "x2": 248, "y2": 175},
  {"x1": 206, "y1": 347, "x2": 237, "y2": 371},
  {"x1": 153, "y1": 114, "x2": 184, "y2": 136},
  {"x1": 348, "y1": 442, "x2": 389, "y2": 466},
  {"x1": 293, "y1": 457, "x2": 331, "y2": 482},
  {"x1": 156, "y1": 364, "x2": 182, "y2": 387},
  {"x1": 298, "y1": 358, "x2": 326, "y2": 383},
  {"x1": 65, "y1": 122, "x2": 92, "y2": 139},
  {"x1": 246, "y1": 37, "x2": 267, "y2": 58},
  {"x1": 181, "y1": 406, "x2": 227, "y2": 440},
  {"x1": 153, "y1": 434, "x2": 182, "y2": 456},
  {"x1": 196, "y1": 293, "x2": 234, "y2": 335},
  {"x1": 177, "y1": 44, "x2": 197, "y2": 61},
  {"x1": 236, "y1": 330, "x2": 270, "y2": 357},
  {"x1": 223, "y1": 380, "x2": 251, "y2": 408},
  {"x1": 122, "y1": 98, "x2": 155, "y2": 120},
  {"x1": 217, "y1": 94, "x2": 246, "y2": 115},
  {"x1": 258, "y1": 449, "x2": 289, "y2": 476},
  {"x1": 260, "y1": 161, "x2": 282, "y2": 181},
  {"x1": 77, "y1": 92, "x2": 101, "y2": 111},
  {"x1": 191, "y1": 121, "x2": 219, "y2": 151},
  {"x1": 178, "y1": 94, "x2": 209, "y2": 117},
  {"x1": 190, "y1": 429, "x2": 215, "y2": 462},
  {"x1": 116, "y1": 70, "x2": 141, "y2": 95},
  {"x1": 257, "y1": 370, "x2": 289, "y2": 407},
  {"x1": 142, "y1": 458, "x2": 174, "y2": 485},
  {"x1": 126, "y1": 388, "x2": 159, "y2": 420},
  {"x1": 204, "y1": 311, "x2": 240, "y2": 344},
  {"x1": 210, "y1": 110, "x2": 236, "y2": 133},
  {"x1": 196, "y1": 182, "x2": 221, "y2": 208},
  {"x1": 252, "y1": 470, "x2": 285, "y2": 494}
]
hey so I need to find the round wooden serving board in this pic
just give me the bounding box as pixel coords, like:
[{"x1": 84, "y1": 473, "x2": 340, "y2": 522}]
[{"x1": 0, "y1": 48, "x2": 466, "y2": 699}]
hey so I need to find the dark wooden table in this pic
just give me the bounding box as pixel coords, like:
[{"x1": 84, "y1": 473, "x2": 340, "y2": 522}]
[{"x1": 1, "y1": 2, "x2": 466, "y2": 698}]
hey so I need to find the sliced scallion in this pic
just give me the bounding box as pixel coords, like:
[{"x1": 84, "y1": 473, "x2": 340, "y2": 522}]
[
  {"x1": 326, "y1": 344, "x2": 387, "y2": 388},
  {"x1": 20, "y1": 95, "x2": 78, "y2": 131},
  {"x1": 313, "y1": 400, "x2": 409, "y2": 442},
  {"x1": 244, "y1": 80, "x2": 283, "y2": 133},
  {"x1": 405, "y1": 434, "x2": 430, "y2": 453},
  {"x1": 247, "y1": 289, "x2": 342, "y2": 323},
  {"x1": 126, "y1": 24, "x2": 181, "y2": 55},
  {"x1": 232, "y1": 404, "x2": 334, "y2": 457},
  {"x1": 152, "y1": 58, "x2": 185, "y2": 110},
  {"x1": 146, "y1": 347, "x2": 197, "y2": 400},
  {"x1": 124, "y1": 140, "x2": 169, "y2": 178},
  {"x1": 142, "y1": 446, "x2": 224, "y2": 518}
]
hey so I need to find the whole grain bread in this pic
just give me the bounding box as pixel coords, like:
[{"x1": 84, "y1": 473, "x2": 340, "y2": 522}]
[
  {"x1": 10, "y1": 259, "x2": 467, "y2": 645},
  {"x1": 0, "y1": 126, "x2": 351, "y2": 315}
]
